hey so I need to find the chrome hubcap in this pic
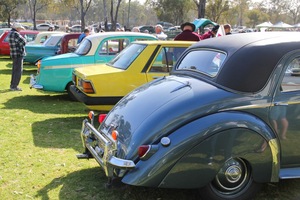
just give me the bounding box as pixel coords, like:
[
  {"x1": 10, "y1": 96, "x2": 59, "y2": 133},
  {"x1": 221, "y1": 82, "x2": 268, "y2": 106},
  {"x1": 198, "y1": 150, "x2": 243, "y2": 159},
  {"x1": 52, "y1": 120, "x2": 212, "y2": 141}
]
[
  {"x1": 225, "y1": 165, "x2": 242, "y2": 183},
  {"x1": 213, "y1": 158, "x2": 249, "y2": 192}
]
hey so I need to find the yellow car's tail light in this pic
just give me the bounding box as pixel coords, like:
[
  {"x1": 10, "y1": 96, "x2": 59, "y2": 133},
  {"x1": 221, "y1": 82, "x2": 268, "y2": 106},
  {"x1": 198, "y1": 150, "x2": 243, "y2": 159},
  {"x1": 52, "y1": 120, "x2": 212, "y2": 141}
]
[{"x1": 82, "y1": 81, "x2": 95, "y2": 93}]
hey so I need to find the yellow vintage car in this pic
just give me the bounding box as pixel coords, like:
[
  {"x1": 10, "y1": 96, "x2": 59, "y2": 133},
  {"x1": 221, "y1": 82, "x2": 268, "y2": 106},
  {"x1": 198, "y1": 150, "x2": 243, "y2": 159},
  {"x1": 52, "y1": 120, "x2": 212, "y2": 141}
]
[{"x1": 70, "y1": 40, "x2": 196, "y2": 111}]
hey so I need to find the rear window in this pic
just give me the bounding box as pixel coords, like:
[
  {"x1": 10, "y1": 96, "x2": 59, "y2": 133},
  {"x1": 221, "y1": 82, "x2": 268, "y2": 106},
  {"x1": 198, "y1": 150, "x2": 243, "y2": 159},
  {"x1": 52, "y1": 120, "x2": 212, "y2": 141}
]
[
  {"x1": 43, "y1": 35, "x2": 62, "y2": 46},
  {"x1": 107, "y1": 43, "x2": 146, "y2": 70},
  {"x1": 75, "y1": 39, "x2": 91, "y2": 55},
  {"x1": 176, "y1": 50, "x2": 226, "y2": 77}
]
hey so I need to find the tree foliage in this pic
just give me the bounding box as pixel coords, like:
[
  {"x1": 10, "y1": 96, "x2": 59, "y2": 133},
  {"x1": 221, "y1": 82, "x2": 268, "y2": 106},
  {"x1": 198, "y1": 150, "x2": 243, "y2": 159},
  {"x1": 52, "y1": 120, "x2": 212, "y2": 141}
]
[
  {"x1": 206, "y1": 0, "x2": 229, "y2": 22},
  {"x1": 281, "y1": 0, "x2": 300, "y2": 24},
  {"x1": 0, "y1": 0, "x2": 25, "y2": 25},
  {"x1": 28, "y1": 0, "x2": 51, "y2": 29},
  {"x1": 148, "y1": 0, "x2": 193, "y2": 24},
  {"x1": 2, "y1": 0, "x2": 300, "y2": 31}
]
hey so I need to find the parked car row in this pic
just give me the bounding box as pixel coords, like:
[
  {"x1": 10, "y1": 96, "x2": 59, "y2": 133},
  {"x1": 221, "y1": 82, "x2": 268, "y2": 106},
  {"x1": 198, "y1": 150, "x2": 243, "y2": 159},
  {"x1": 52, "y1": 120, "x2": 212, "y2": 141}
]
[
  {"x1": 30, "y1": 32, "x2": 158, "y2": 100},
  {"x1": 6, "y1": 24, "x2": 300, "y2": 200}
]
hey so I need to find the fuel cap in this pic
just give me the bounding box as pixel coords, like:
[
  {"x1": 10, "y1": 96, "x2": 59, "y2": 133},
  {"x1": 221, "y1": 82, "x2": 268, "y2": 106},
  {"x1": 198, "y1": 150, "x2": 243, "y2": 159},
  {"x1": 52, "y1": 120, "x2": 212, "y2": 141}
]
[{"x1": 160, "y1": 137, "x2": 171, "y2": 146}]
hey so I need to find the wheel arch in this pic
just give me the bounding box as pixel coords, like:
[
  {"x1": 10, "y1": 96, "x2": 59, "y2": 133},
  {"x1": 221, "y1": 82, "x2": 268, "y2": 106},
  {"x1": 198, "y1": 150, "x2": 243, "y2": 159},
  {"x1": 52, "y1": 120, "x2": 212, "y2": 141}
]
[
  {"x1": 158, "y1": 111, "x2": 280, "y2": 188},
  {"x1": 122, "y1": 111, "x2": 280, "y2": 188}
]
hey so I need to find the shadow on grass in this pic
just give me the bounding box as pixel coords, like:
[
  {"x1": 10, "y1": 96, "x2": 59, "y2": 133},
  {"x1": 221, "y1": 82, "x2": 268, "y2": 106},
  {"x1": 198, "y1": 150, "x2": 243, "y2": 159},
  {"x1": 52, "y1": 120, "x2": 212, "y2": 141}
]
[
  {"x1": 31, "y1": 116, "x2": 85, "y2": 151},
  {"x1": 34, "y1": 168, "x2": 300, "y2": 200},
  {"x1": 35, "y1": 167, "x2": 201, "y2": 200},
  {"x1": 1, "y1": 94, "x2": 86, "y2": 114},
  {"x1": 0, "y1": 66, "x2": 37, "y2": 75}
]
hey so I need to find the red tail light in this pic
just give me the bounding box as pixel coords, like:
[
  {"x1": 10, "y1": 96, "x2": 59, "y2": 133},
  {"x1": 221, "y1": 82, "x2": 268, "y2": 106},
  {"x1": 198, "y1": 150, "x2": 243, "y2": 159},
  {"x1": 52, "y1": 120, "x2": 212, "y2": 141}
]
[
  {"x1": 98, "y1": 114, "x2": 107, "y2": 123},
  {"x1": 138, "y1": 145, "x2": 150, "y2": 158}
]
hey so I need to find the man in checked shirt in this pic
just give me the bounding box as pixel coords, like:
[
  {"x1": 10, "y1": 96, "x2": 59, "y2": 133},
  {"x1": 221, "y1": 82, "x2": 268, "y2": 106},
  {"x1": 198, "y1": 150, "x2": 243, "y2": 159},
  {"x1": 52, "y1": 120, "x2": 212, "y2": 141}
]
[{"x1": 8, "y1": 23, "x2": 26, "y2": 91}]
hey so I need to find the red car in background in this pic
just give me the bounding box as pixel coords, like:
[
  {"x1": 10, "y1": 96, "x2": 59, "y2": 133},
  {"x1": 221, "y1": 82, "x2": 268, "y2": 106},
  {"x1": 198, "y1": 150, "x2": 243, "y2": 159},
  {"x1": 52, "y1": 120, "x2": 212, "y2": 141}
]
[{"x1": 0, "y1": 30, "x2": 39, "y2": 55}]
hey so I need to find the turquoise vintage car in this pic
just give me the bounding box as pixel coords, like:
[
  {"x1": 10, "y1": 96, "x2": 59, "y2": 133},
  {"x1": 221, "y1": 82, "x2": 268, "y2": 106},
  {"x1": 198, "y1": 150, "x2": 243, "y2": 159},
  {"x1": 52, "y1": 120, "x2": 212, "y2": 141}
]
[
  {"x1": 30, "y1": 32, "x2": 157, "y2": 99},
  {"x1": 24, "y1": 32, "x2": 80, "y2": 64}
]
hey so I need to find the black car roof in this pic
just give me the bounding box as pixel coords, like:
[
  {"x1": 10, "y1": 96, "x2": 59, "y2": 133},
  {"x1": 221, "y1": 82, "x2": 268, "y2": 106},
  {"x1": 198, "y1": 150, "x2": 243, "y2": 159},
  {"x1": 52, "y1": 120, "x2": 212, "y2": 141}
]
[{"x1": 189, "y1": 32, "x2": 300, "y2": 93}]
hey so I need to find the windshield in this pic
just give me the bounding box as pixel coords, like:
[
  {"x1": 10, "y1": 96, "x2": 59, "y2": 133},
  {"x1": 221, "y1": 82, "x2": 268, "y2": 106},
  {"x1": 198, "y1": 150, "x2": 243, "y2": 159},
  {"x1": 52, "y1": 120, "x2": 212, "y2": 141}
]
[
  {"x1": 176, "y1": 50, "x2": 226, "y2": 77},
  {"x1": 107, "y1": 43, "x2": 146, "y2": 70},
  {"x1": 43, "y1": 35, "x2": 62, "y2": 46},
  {"x1": 74, "y1": 39, "x2": 91, "y2": 55}
]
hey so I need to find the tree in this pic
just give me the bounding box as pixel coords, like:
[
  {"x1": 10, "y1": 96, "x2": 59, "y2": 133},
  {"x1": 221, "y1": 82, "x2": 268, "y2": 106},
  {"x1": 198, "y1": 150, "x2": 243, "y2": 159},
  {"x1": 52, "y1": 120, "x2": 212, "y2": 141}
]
[
  {"x1": 282, "y1": 0, "x2": 300, "y2": 24},
  {"x1": 206, "y1": 0, "x2": 229, "y2": 23},
  {"x1": 260, "y1": 0, "x2": 285, "y2": 23},
  {"x1": 0, "y1": 0, "x2": 24, "y2": 26},
  {"x1": 109, "y1": 0, "x2": 122, "y2": 31},
  {"x1": 193, "y1": 0, "x2": 207, "y2": 18},
  {"x1": 247, "y1": 9, "x2": 261, "y2": 28},
  {"x1": 79, "y1": 0, "x2": 93, "y2": 31},
  {"x1": 149, "y1": 0, "x2": 193, "y2": 25},
  {"x1": 28, "y1": 0, "x2": 50, "y2": 30}
]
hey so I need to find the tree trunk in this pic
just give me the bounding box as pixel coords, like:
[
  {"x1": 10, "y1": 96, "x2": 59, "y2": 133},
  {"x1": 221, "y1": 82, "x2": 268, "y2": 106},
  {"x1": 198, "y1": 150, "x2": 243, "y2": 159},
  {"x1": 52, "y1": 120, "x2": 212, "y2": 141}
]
[
  {"x1": 127, "y1": 0, "x2": 131, "y2": 28},
  {"x1": 199, "y1": 0, "x2": 206, "y2": 18},
  {"x1": 110, "y1": 0, "x2": 114, "y2": 31},
  {"x1": 80, "y1": 0, "x2": 85, "y2": 32}
]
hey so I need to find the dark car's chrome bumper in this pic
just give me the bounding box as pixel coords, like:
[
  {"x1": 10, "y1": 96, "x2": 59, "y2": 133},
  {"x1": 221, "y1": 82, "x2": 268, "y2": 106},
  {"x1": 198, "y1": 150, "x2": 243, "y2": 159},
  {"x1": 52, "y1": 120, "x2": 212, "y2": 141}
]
[{"x1": 79, "y1": 119, "x2": 135, "y2": 177}]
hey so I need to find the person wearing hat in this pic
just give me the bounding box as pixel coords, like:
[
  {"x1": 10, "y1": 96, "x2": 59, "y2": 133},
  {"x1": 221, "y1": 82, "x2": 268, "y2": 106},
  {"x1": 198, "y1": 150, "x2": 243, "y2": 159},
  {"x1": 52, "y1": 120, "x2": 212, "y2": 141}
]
[
  {"x1": 174, "y1": 22, "x2": 201, "y2": 41},
  {"x1": 201, "y1": 25, "x2": 220, "y2": 40},
  {"x1": 8, "y1": 23, "x2": 26, "y2": 91},
  {"x1": 154, "y1": 24, "x2": 167, "y2": 40}
]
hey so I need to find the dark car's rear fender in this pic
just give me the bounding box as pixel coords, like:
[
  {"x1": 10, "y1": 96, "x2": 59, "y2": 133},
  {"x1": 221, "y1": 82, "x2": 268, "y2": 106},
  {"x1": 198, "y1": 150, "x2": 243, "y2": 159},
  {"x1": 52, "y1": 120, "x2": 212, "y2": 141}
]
[{"x1": 121, "y1": 111, "x2": 279, "y2": 188}]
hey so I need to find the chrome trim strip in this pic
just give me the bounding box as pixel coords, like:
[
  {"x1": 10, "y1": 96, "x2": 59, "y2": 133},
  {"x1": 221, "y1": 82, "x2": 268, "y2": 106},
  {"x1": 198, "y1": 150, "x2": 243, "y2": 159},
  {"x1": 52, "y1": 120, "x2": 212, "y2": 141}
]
[
  {"x1": 220, "y1": 103, "x2": 271, "y2": 111},
  {"x1": 279, "y1": 168, "x2": 300, "y2": 179},
  {"x1": 44, "y1": 64, "x2": 93, "y2": 70}
]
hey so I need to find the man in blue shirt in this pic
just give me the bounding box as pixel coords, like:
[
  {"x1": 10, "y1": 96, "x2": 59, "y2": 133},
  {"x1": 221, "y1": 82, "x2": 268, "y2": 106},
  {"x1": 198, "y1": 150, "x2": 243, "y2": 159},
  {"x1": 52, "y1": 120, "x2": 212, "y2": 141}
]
[{"x1": 78, "y1": 28, "x2": 90, "y2": 43}]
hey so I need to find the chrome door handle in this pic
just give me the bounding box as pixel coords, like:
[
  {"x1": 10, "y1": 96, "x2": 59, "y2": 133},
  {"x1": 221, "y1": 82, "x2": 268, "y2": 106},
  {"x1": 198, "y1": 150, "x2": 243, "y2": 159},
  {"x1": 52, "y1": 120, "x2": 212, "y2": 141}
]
[{"x1": 274, "y1": 102, "x2": 288, "y2": 106}]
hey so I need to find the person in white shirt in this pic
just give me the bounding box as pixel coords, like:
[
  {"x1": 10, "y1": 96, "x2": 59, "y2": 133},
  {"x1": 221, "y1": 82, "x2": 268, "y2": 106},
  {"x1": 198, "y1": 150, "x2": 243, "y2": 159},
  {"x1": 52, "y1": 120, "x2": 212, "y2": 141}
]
[{"x1": 154, "y1": 24, "x2": 167, "y2": 40}]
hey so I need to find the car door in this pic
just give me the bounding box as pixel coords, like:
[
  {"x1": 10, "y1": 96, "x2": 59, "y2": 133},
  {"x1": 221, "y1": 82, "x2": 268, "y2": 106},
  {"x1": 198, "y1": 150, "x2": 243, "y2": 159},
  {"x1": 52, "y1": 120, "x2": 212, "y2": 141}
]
[
  {"x1": 271, "y1": 53, "x2": 300, "y2": 167},
  {"x1": 146, "y1": 46, "x2": 188, "y2": 81}
]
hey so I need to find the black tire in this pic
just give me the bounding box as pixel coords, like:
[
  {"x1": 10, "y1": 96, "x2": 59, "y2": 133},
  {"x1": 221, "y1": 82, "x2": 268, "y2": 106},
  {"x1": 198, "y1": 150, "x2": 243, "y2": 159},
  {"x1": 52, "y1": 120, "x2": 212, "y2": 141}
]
[
  {"x1": 199, "y1": 158, "x2": 262, "y2": 200},
  {"x1": 66, "y1": 82, "x2": 77, "y2": 101}
]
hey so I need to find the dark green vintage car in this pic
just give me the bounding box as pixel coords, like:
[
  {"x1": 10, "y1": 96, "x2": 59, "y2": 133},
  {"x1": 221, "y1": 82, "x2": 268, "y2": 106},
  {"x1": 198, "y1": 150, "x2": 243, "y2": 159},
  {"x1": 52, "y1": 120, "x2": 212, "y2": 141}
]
[{"x1": 77, "y1": 32, "x2": 300, "y2": 200}]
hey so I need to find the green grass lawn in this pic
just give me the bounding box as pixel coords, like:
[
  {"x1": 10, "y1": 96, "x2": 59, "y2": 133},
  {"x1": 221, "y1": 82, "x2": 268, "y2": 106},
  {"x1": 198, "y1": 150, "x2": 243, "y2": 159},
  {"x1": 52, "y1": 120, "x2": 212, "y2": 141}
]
[{"x1": 0, "y1": 56, "x2": 300, "y2": 200}]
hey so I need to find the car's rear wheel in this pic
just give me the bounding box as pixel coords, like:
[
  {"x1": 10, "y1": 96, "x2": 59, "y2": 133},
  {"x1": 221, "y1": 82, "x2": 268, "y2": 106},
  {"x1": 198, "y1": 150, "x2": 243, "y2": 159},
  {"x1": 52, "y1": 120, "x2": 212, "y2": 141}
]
[{"x1": 200, "y1": 158, "x2": 262, "y2": 200}]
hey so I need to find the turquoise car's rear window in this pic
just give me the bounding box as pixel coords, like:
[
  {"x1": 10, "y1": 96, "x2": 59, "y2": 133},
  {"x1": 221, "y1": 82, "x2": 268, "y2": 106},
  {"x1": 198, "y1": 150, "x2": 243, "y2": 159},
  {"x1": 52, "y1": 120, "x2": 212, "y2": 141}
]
[{"x1": 75, "y1": 39, "x2": 91, "y2": 55}]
